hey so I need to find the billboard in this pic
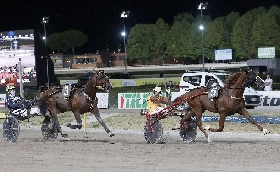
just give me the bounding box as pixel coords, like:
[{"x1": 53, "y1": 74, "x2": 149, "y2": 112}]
[
  {"x1": 215, "y1": 49, "x2": 232, "y2": 61},
  {"x1": 258, "y1": 47, "x2": 275, "y2": 58},
  {"x1": 0, "y1": 29, "x2": 36, "y2": 92}
]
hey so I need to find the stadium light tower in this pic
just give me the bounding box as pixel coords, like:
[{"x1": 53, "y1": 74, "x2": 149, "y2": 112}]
[
  {"x1": 42, "y1": 17, "x2": 49, "y2": 48},
  {"x1": 42, "y1": 17, "x2": 50, "y2": 88},
  {"x1": 121, "y1": 11, "x2": 130, "y2": 74},
  {"x1": 198, "y1": 2, "x2": 208, "y2": 72}
]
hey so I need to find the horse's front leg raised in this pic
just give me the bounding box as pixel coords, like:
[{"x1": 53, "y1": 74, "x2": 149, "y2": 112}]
[
  {"x1": 239, "y1": 108, "x2": 270, "y2": 134},
  {"x1": 92, "y1": 108, "x2": 115, "y2": 137}
]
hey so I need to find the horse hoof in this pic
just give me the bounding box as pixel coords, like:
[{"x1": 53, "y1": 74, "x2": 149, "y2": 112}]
[
  {"x1": 263, "y1": 129, "x2": 270, "y2": 135},
  {"x1": 61, "y1": 134, "x2": 68, "y2": 138},
  {"x1": 109, "y1": 132, "x2": 115, "y2": 137},
  {"x1": 204, "y1": 125, "x2": 210, "y2": 130},
  {"x1": 207, "y1": 136, "x2": 212, "y2": 143}
]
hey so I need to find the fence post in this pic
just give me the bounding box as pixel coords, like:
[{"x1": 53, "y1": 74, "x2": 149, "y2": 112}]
[{"x1": 83, "y1": 113, "x2": 87, "y2": 131}]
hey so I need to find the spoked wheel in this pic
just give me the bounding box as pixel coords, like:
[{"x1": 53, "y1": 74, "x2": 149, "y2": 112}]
[
  {"x1": 179, "y1": 119, "x2": 197, "y2": 143},
  {"x1": 41, "y1": 117, "x2": 57, "y2": 141},
  {"x1": 3, "y1": 116, "x2": 20, "y2": 142},
  {"x1": 144, "y1": 118, "x2": 163, "y2": 144}
]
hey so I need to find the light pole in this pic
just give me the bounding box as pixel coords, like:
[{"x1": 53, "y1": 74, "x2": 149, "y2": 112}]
[
  {"x1": 121, "y1": 11, "x2": 130, "y2": 74},
  {"x1": 42, "y1": 17, "x2": 49, "y2": 88},
  {"x1": 198, "y1": 2, "x2": 208, "y2": 72}
]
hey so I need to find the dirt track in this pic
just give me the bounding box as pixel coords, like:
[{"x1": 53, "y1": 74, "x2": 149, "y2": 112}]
[{"x1": 1, "y1": 126, "x2": 280, "y2": 172}]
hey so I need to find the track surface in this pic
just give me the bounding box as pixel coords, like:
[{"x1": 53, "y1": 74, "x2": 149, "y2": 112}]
[{"x1": 0, "y1": 126, "x2": 280, "y2": 172}]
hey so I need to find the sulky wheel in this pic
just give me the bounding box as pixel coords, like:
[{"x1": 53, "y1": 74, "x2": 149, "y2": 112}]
[
  {"x1": 144, "y1": 118, "x2": 163, "y2": 144},
  {"x1": 41, "y1": 117, "x2": 57, "y2": 141},
  {"x1": 3, "y1": 116, "x2": 20, "y2": 142},
  {"x1": 179, "y1": 119, "x2": 197, "y2": 143}
]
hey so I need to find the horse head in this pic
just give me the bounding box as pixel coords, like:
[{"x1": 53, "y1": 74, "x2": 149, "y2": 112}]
[
  {"x1": 245, "y1": 70, "x2": 258, "y2": 87},
  {"x1": 97, "y1": 70, "x2": 112, "y2": 92},
  {"x1": 87, "y1": 70, "x2": 112, "y2": 92},
  {"x1": 237, "y1": 67, "x2": 258, "y2": 87}
]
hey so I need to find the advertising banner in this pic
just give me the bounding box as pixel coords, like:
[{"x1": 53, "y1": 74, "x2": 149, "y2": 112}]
[
  {"x1": 118, "y1": 92, "x2": 151, "y2": 109},
  {"x1": 118, "y1": 91, "x2": 280, "y2": 109},
  {"x1": 0, "y1": 93, "x2": 108, "y2": 109},
  {"x1": 61, "y1": 77, "x2": 180, "y2": 88},
  {"x1": 215, "y1": 49, "x2": 232, "y2": 61},
  {"x1": 258, "y1": 47, "x2": 275, "y2": 59},
  {"x1": 0, "y1": 29, "x2": 36, "y2": 92},
  {"x1": 118, "y1": 92, "x2": 174, "y2": 109},
  {"x1": 0, "y1": 94, "x2": 6, "y2": 107},
  {"x1": 110, "y1": 77, "x2": 180, "y2": 88},
  {"x1": 256, "y1": 91, "x2": 280, "y2": 107},
  {"x1": 96, "y1": 93, "x2": 109, "y2": 109}
]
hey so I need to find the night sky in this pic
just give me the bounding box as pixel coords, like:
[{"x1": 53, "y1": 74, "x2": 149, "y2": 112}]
[{"x1": 1, "y1": 0, "x2": 279, "y2": 54}]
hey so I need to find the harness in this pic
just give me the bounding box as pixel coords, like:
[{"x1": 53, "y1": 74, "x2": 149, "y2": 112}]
[
  {"x1": 82, "y1": 91, "x2": 97, "y2": 109},
  {"x1": 225, "y1": 87, "x2": 244, "y2": 100}
]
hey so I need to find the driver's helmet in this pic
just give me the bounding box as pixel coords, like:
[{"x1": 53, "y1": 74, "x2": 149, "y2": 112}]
[
  {"x1": 6, "y1": 85, "x2": 15, "y2": 96},
  {"x1": 6, "y1": 85, "x2": 15, "y2": 92},
  {"x1": 153, "y1": 86, "x2": 162, "y2": 93}
]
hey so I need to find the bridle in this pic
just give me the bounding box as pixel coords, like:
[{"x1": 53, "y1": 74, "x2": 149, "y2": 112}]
[{"x1": 85, "y1": 71, "x2": 111, "y2": 91}]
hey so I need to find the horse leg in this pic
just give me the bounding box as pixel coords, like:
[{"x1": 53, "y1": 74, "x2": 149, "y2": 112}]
[
  {"x1": 239, "y1": 108, "x2": 269, "y2": 134},
  {"x1": 192, "y1": 108, "x2": 209, "y2": 141},
  {"x1": 66, "y1": 111, "x2": 83, "y2": 129},
  {"x1": 181, "y1": 109, "x2": 195, "y2": 127},
  {"x1": 51, "y1": 113, "x2": 61, "y2": 135},
  {"x1": 74, "y1": 111, "x2": 83, "y2": 129},
  {"x1": 207, "y1": 113, "x2": 226, "y2": 132},
  {"x1": 49, "y1": 110, "x2": 68, "y2": 138},
  {"x1": 93, "y1": 108, "x2": 114, "y2": 137}
]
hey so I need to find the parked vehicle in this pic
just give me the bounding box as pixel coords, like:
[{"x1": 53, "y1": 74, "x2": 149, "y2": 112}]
[{"x1": 171, "y1": 70, "x2": 261, "y2": 109}]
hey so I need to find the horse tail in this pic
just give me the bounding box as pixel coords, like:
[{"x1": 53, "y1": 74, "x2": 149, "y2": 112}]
[{"x1": 37, "y1": 98, "x2": 48, "y2": 116}]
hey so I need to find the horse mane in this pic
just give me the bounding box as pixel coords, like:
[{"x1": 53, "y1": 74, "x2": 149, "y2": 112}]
[
  {"x1": 223, "y1": 72, "x2": 243, "y2": 88},
  {"x1": 76, "y1": 71, "x2": 95, "y2": 87}
]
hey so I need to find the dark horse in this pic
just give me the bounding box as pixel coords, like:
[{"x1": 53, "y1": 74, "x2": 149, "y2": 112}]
[
  {"x1": 173, "y1": 70, "x2": 269, "y2": 142},
  {"x1": 38, "y1": 70, "x2": 114, "y2": 139}
]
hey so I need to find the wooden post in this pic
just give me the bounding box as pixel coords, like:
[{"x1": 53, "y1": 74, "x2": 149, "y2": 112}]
[{"x1": 83, "y1": 113, "x2": 86, "y2": 131}]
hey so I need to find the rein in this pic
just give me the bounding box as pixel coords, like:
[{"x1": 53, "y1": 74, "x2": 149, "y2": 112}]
[
  {"x1": 157, "y1": 91, "x2": 208, "y2": 115},
  {"x1": 227, "y1": 87, "x2": 245, "y2": 89}
]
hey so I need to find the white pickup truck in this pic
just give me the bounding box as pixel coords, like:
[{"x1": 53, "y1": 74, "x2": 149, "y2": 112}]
[{"x1": 171, "y1": 71, "x2": 261, "y2": 109}]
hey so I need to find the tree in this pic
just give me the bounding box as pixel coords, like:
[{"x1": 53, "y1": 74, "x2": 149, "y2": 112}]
[
  {"x1": 232, "y1": 7, "x2": 270, "y2": 60},
  {"x1": 46, "y1": 33, "x2": 64, "y2": 53},
  {"x1": 204, "y1": 20, "x2": 227, "y2": 61},
  {"x1": 60, "y1": 30, "x2": 88, "y2": 55},
  {"x1": 252, "y1": 13, "x2": 280, "y2": 56},
  {"x1": 184, "y1": 22, "x2": 203, "y2": 61},
  {"x1": 268, "y1": 5, "x2": 280, "y2": 25},
  {"x1": 166, "y1": 19, "x2": 189, "y2": 59},
  {"x1": 231, "y1": 12, "x2": 255, "y2": 59},
  {"x1": 166, "y1": 13, "x2": 196, "y2": 62},
  {"x1": 224, "y1": 12, "x2": 240, "y2": 47},
  {"x1": 127, "y1": 24, "x2": 155, "y2": 64},
  {"x1": 152, "y1": 18, "x2": 170, "y2": 64}
]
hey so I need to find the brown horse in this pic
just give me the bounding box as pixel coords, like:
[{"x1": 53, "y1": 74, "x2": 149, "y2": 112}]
[
  {"x1": 38, "y1": 70, "x2": 114, "y2": 139},
  {"x1": 173, "y1": 71, "x2": 269, "y2": 142}
]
